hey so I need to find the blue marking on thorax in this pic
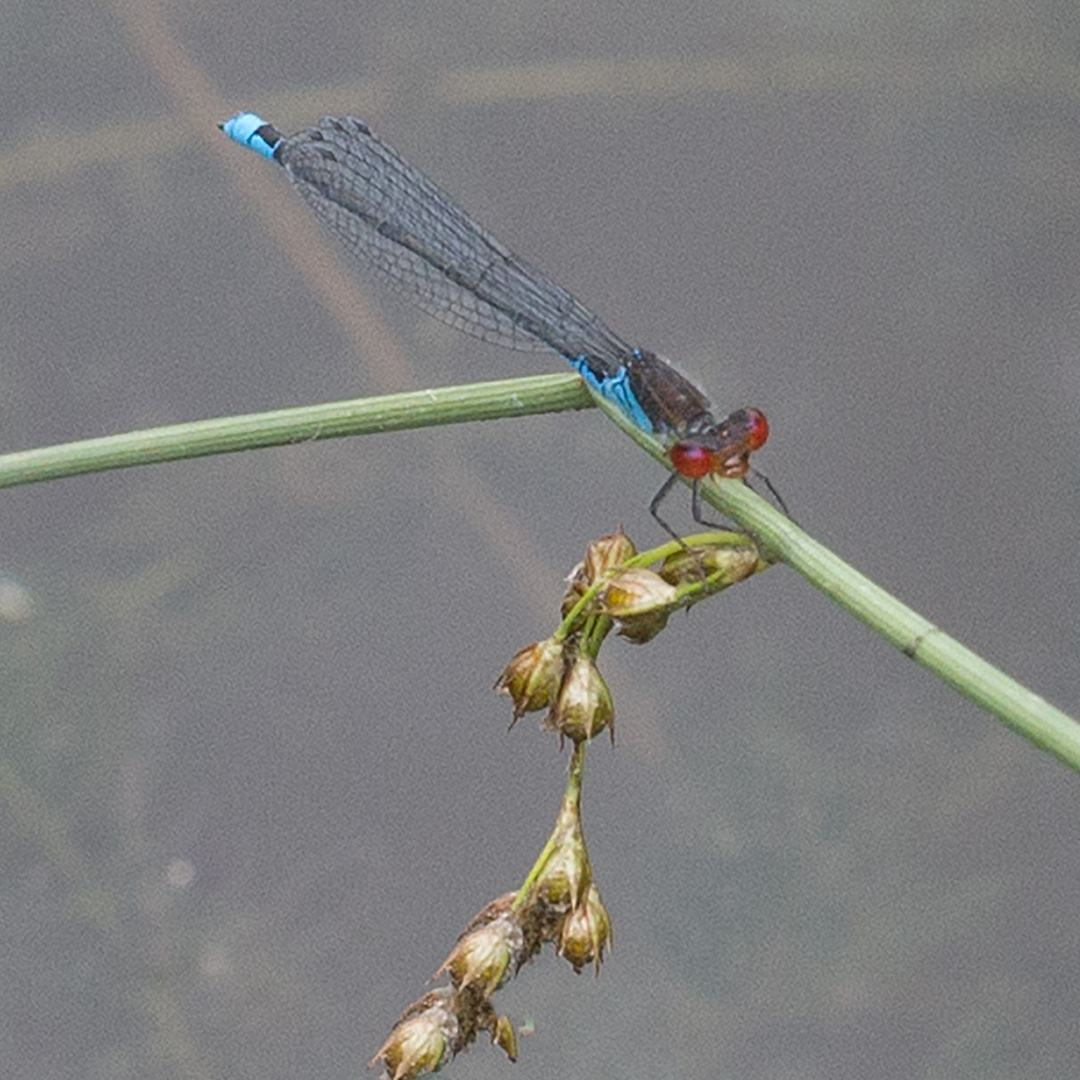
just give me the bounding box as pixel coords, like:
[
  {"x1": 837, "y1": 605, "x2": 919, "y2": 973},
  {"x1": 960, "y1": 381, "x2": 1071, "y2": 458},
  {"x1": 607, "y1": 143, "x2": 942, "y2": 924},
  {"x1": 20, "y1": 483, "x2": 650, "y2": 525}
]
[
  {"x1": 221, "y1": 113, "x2": 279, "y2": 160},
  {"x1": 570, "y1": 357, "x2": 654, "y2": 434}
]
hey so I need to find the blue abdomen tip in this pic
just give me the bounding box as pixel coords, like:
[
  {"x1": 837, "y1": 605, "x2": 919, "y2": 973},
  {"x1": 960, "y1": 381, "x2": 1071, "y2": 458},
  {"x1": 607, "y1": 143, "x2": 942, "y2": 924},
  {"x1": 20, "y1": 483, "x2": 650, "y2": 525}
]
[{"x1": 221, "y1": 113, "x2": 278, "y2": 160}]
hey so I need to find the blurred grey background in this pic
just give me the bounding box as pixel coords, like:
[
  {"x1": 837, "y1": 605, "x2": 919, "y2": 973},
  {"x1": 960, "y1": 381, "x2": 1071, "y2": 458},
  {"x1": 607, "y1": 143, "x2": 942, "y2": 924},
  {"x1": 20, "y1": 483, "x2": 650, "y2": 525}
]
[{"x1": 2, "y1": 2, "x2": 1079, "y2": 1079}]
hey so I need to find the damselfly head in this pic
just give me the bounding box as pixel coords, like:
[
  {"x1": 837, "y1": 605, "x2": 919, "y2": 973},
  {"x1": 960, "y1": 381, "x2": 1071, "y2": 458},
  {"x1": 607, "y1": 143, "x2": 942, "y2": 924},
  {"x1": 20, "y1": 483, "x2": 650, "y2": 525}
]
[{"x1": 667, "y1": 407, "x2": 768, "y2": 481}]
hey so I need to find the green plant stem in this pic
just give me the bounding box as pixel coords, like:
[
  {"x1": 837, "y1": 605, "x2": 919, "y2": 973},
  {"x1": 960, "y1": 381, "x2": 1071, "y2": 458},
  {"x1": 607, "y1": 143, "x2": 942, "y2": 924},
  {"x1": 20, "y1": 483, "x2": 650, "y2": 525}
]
[
  {"x1": 590, "y1": 394, "x2": 1080, "y2": 772},
  {"x1": 0, "y1": 372, "x2": 591, "y2": 489},
  {"x1": 2, "y1": 371, "x2": 1077, "y2": 772},
  {"x1": 514, "y1": 741, "x2": 586, "y2": 911}
]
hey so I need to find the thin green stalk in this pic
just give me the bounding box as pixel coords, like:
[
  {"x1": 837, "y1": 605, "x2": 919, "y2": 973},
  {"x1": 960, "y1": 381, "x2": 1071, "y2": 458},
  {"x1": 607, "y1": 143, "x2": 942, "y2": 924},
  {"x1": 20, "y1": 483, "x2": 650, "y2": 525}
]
[
  {"x1": 514, "y1": 742, "x2": 586, "y2": 911},
  {"x1": 590, "y1": 394, "x2": 1080, "y2": 772},
  {"x1": 0, "y1": 372, "x2": 590, "y2": 489}
]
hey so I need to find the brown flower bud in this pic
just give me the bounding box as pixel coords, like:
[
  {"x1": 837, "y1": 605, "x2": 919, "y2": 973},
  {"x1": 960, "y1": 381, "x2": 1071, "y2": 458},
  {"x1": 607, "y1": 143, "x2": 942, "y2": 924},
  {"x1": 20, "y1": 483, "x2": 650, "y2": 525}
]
[
  {"x1": 530, "y1": 792, "x2": 590, "y2": 916},
  {"x1": 659, "y1": 541, "x2": 762, "y2": 590},
  {"x1": 601, "y1": 567, "x2": 679, "y2": 617},
  {"x1": 371, "y1": 991, "x2": 459, "y2": 1080},
  {"x1": 439, "y1": 913, "x2": 525, "y2": 997},
  {"x1": 558, "y1": 883, "x2": 613, "y2": 975},
  {"x1": 561, "y1": 559, "x2": 591, "y2": 616},
  {"x1": 583, "y1": 528, "x2": 637, "y2": 581},
  {"x1": 614, "y1": 606, "x2": 671, "y2": 644},
  {"x1": 544, "y1": 655, "x2": 614, "y2": 744},
  {"x1": 495, "y1": 637, "x2": 566, "y2": 721},
  {"x1": 533, "y1": 846, "x2": 587, "y2": 916}
]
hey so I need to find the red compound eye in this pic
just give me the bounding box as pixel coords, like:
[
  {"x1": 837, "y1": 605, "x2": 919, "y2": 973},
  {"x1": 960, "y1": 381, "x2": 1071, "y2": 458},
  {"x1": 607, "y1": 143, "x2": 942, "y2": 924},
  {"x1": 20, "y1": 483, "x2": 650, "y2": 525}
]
[
  {"x1": 668, "y1": 442, "x2": 718, "y2": 479},
  {"x1": 743, "y1": 408, "x2": 769, "y2": 451}
]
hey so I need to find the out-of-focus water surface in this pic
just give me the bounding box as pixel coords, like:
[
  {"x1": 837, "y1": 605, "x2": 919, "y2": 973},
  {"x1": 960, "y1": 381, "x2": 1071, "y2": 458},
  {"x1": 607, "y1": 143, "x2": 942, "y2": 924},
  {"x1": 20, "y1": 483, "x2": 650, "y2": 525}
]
[{"x1": 2, "y1": 3, "x2": 1079, "y2": 1079}]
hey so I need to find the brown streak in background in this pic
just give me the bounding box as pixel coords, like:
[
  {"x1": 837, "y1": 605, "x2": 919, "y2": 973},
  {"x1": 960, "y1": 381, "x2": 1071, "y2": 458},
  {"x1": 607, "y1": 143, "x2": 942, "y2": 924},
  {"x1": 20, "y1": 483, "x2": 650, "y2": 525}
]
[{"x1": 104, "y1": 0, "x2": 661, "y2": 723}]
